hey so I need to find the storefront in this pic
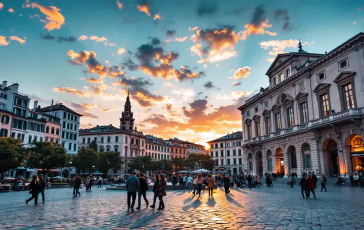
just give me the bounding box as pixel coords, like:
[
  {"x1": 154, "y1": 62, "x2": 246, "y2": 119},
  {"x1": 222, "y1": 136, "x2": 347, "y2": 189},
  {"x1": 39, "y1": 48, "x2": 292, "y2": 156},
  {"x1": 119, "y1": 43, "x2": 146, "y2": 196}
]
[{"x1": 351, "y1": 135, "x2": 364, "y2": 172}]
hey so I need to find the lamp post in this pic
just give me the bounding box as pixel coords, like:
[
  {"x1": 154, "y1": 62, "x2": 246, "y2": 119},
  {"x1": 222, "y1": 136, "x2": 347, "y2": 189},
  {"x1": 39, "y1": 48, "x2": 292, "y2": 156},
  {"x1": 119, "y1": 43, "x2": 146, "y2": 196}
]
[{"x1": 68, "y1": 161, "x2": 72, "y2": 180}]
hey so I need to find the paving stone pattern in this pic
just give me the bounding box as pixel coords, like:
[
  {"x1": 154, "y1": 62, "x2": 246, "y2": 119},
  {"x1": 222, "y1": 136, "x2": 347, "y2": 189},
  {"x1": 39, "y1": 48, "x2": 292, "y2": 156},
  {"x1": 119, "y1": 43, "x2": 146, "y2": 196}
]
[{"x1": 0, "y1": 185, "x2": 363, "y2": 229}]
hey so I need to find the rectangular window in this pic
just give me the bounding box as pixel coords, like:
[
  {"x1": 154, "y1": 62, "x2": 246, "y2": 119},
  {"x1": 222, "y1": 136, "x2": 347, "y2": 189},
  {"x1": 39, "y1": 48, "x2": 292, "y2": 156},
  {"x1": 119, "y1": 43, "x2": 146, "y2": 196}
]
[
  {"x1": 317, "y1": 72, "x2": 325, "y2": 82},
  {"x1": 220, "y1": 143, "x2": 223, "y2": 148},
  {"x1": 264, "y1": 101, "x2": 269, "y2": 108},
  {"x1": 227, "y1": 150, "x2": 230, "y2": 157},
  {"x1": 342, "y1": 83, "x2": 355, "y2": 110},
  {"x1": 320, "y1": 94, "x2": 330, "y2": 117},
  {"x1": 255, "y1": 121, "x2": 260, "y2": 137},
  {"x1": 74, "y1": 144, "x2": 76, "y2": 151},
  {"x1": 115, "y1": 136, "x2": 119, "y2": 142},
  {"x1": 68, "y1": 143, "x2": 72, "y2": 150},
  {"x1": 82, "y1": 138, "x2": 85, "y2": 144},
  {"x1": 107, "y1": 136, "x2": 111, "y2": 143},
  {"x1": 298, "y1": 82, "x2": 305, "y2": 91},
  {"x1": 286, "y1": 69, "x2": 291, "y2": 78},
  {"x1": 280, "y1": 73, "x2": 284, "y2": 82},
  {"x1": 301, "y1": 102, "x2": 308, "y2": 123},
  {"x1": 247, "y1": 124, "x2": 252, "y2": 139},
  {"x1": 63, "y1": 112, "x2": 66, "y2": 119},
  {"x1": 339, "y1": 59, "x2": 348, "y2": 70},
  {"x1": 227, "y1": 159, "x2": 230, "y2": 165},
  {"x1": 56, "y1": 129, "x2": 59, "y2": 135},
  {"x1": 273, "y1": 78, "x2": 277, "y2": 86},
  {"x1": 265, "y1": 117, "x2": 271, "y2": 134},
  {"x1": 0, "y1": 129, "x2": 8, "y2": 137},
  {"x1": 220, "y1": 150, "x2": 224, "y2": 157},
  {"x1": 233, "y1": 158, "x2": 236, "y2": 165},
  {"x1": 101, "y1": 137, "x2": 104, "y2": 143},
  {"x1": 275, "y1": 113, "x2": 281, "y2": 130},
  {"x1": 239, "y1": 158, "x2": 242, "y2": 165},
  {"x1": 221, "y1": 159, "x2": 224, "y2": 166},
  {"x1": 287, "y1": 107, "x2": 294, "y2": 128},
  {"x1": 238, "y1": 149, "x2": 241, "y2": 156},
  {"x1": 233, "y1": 150, "x2": 236, "y2": 156}
]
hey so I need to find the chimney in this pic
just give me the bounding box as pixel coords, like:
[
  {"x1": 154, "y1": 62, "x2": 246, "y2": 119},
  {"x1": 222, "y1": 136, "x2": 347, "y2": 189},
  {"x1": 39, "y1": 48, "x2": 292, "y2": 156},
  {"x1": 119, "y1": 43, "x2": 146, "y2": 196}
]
[
  {"x1": 33, "y1": 100, "x2": 38, "y2": 111},
  {"x1": 2, "y1": 81, "x2": 7, "y2": 88}
]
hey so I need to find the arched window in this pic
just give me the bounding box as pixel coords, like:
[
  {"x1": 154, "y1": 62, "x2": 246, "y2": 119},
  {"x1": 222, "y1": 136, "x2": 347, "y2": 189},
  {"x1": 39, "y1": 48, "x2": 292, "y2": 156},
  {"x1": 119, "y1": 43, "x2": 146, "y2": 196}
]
[
  {"x1": 302, "y1": 143, "x2": 311, "y2": 169},
  {"x1": 267, "y1": 150, "x2": 273, "y2": 171}
]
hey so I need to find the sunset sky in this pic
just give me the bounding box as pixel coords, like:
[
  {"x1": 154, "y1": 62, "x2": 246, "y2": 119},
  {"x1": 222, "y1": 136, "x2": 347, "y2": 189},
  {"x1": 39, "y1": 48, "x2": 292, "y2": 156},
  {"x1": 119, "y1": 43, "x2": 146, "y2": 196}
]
[{"x1": 1, "y1": 0, "x2": 363, "y2": 147}]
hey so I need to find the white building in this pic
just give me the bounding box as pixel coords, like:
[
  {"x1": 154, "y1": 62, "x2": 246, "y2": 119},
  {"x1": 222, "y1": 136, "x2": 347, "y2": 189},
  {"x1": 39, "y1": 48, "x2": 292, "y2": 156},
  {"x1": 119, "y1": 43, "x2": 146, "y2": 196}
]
[
  {"x1": 207, "y1": 132, "x2": 243, "y2": 175},
  {"x1": 39, "y1": 101, "x2": 82, "y2": 155},
  {"x1": 145, "y1": 135, "x2": 170, "y2": 160},
  {"x1": 238, "y1": 33, "x2": 364, "y2": 178}
]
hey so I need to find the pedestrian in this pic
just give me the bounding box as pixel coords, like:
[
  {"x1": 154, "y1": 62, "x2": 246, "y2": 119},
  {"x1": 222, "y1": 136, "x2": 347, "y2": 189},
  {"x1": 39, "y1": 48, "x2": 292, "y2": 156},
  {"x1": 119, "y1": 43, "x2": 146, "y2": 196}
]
[
  {"x1": 97, "y1": 176, "x2": 102, "y2": 188},
  {"x1": 126, "y1": 172, "x2": 140, "y2": 212},
  {"x1": 354, "y1": 173, "x2": 359, "y2": 187},
  {"x1": 187, "y1": 174, "x2": 193, "y2": 192},
  {"x1": 311, "y1": 172, "x2": 317, "y2": 189},
  {"x1": 359, "y1": 172, "x2": 364, "y2": 189},
  {"x1": 39, "y1": 174, "x2": 46, "y2": 204},
  {"x1": 88, "y1": 177, "x2": 93, "y2": 191},
  {"x1": 223, "y1": 174, "x2": 230, "y2": 195},
  {"x1": 196, "y1": 174, "x2": 203, "y2": 197},
  {"x1": 136, "y1": 173, "x2": 149, "y2": 210},
  {"x1": 172, "y1": 174, "x2": 177, "y2": 190},
  {"x1": 306, "y1": 174, "x2": 316, "y2": 199},
  {"x1": 289, "y1": 176, "x2": 294, "y2": 189},
  {"x1": 73, "y1": 174, "x2": 81, "y2": 198},
  {"x1": 207, "y1": 174, "x2": 214, "y2": 197},
  {"x1": 182, "y1": 174, "x2": 187, "y2": 189},
  {"x1": 157, "y1": 173, "x2": 167, "y2": 210},
  {"x1": 299, "y1": 174, "x2": 307, "y2": 198},
  {"x1": 320, "y1": 175, "x2": 327, "y2": 192},
  {"x1": 26, "y1": 175, "x2": 41, "y2": 206},
  {"x1": 150, "y1": 174, "x2": 159, "y2": 209},
  {"x1": 247, "y1": 174, "x2": 252, "y2": 189},
  {"x1": 350, "y1": 174, "x2": 355, "y2": 187}
]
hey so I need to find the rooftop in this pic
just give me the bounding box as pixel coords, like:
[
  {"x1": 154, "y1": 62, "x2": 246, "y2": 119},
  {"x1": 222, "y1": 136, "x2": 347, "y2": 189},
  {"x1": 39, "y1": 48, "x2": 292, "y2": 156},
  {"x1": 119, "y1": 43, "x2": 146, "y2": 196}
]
[
  {"x1": 38, "y1": 103, "x2": 83, "y2": 116},
  {"x1": 208, "y1": 131, "x2": 242, "y2": 143}
]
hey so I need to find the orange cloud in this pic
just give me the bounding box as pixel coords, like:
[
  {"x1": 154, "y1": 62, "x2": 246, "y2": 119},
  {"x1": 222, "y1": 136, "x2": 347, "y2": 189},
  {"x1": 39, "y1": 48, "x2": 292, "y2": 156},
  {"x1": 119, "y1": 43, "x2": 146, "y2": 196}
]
[
  {"x1": 78, "y1": 35, "x2": 88, "y2": 40},
  {"x1": 9, "y1": 36, "x2": 26, "y2": 44},
  {"x1": 137, "y1": 2, "x2": 150, "y2": 16},
  {"x1": 117, "y1": 48, "x2": 125, "y2": 55},
  {"x1": 0, "y1": 36, "x2": 9, "y2": 46},
  {"x1": 67, "y1": 50, "x2": 124, "y2": 78},
  {"x1": 89, "y1": 35, "x2": 107, "y2": 42},
  {"x1": 232, "y1": 66, "x2": 251, "y2": 80},
  {"x1": 153, "y1": 14, "x2": 161, "y2": 20},
  {"x1": 189, "y1": 26, "x2": 198, "y2": 31},
  {"x1": 53, "y1": 87, "x2": 87, "y2": 97},
  {"x1": 24, "y1": 3, "x2": 65, "y2": 31},
  {"x1": 239, "y1": 19, "x2": 276, "y2": 40},
  {"x1": 0, "y1": 3, "x2": 3, "y2": 10},
  {"x1": 8, "y1": 8, "x2": 14, "y2": 13},
  {"x1": 91, "y1": 84, "x2": 110, "y2": 96},
  {"x1": 87, "y1": 78, "x2": 103, "y2": 84},
  {"x1": 116, "y1": 0, "x2": 123, "y2": 9},
  {"x1": 174, "y1": 36, "x2": 188, "y2": 42}
]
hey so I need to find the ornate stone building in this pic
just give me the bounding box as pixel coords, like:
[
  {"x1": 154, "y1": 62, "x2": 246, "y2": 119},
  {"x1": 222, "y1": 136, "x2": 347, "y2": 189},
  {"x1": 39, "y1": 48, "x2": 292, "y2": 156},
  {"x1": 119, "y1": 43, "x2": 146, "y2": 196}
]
[{"x1": 238, "y1": 33, "x2": 364, "y2": 178}]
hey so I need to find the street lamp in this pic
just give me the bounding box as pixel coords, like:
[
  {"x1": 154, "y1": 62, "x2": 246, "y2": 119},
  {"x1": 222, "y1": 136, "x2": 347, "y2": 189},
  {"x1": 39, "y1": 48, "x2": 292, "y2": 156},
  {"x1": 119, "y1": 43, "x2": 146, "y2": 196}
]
[{"x1": 68, "y1": 161, "x2": 72, "y2": 181}]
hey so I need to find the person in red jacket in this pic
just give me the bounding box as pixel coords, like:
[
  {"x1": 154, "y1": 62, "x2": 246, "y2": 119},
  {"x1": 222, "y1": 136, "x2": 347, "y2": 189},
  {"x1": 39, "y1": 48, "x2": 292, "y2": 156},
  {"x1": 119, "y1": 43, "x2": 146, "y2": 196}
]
[{"x1": 306, "y1": 175, "x2": 316, "y2": 199}]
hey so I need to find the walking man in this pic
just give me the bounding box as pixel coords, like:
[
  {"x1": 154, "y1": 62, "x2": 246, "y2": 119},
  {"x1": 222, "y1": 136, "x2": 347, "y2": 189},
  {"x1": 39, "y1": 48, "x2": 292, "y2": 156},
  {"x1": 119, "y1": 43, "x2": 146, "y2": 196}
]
[
  {"x1": 320, "y1": 175, "x2": 327, "y2": 192},
  {"x1": 299, "y1": 174, "x2": 307, "y2": 198},
  {"x1": 39, "y1": 174, "x2": 46, "y2": 203},
  {"x1": 247, "y1": 174, "x2": 252, "y2": 190},
  {"x1": 73, "y1": 174, "x2": 81, "y2": 198},
  {"x1": 312, "y1": 172, "x2": 317, "y2": 189},
  {"x1": 136, "y1": 173, "x2": 149, "y2": 210},
  {"x1": 126, "y1": 172, "x2": 140, "y2": 212}
]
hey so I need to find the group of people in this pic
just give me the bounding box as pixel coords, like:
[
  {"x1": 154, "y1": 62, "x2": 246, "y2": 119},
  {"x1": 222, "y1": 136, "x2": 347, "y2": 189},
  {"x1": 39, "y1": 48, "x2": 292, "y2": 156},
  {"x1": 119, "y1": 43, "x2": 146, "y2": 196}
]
[
  {"x1": 349, "y1": 173, "x2": 364, "y2": 188},
  {"x1": 25, "y1": 174, "x2": 47, "y2": 205},
  {"x1": 125, "y1": 172, "x2": 167, "y2": 211},
  {"x1": 299, "y1": 172, "x2": 326, "y2": 199}
]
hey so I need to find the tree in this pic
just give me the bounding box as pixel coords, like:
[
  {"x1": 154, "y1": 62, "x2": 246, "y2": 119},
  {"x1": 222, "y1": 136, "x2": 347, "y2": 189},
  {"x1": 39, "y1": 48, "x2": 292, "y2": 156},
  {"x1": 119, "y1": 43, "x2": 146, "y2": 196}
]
[
  {"x1": 97, "y1": 151, "x2": 123, "y2": 177},
  {"x1": 88, "y1": 140, "x2": 98, "y2": 151},
  {"x1": 171, "y1": 157, "x2": 185, "y2": 170},
  {"x1": 27, "y1": 142, "x2": 68, "y2": 175},
  {"x1": 185, "y1": 153, "x2": 215, "y2": 171},
  {"x1": 72, "y1": 148, "x2": 99, "y2": 176},
  {"x1": 0, "y1": 137, "x2": 28, "y2": 179},
  {"x1": 128, "y1": 156, "x2": 152, "y2": 172},
  {"x1": 160, "y1": 159, "x2": 172, "y2": 172}
]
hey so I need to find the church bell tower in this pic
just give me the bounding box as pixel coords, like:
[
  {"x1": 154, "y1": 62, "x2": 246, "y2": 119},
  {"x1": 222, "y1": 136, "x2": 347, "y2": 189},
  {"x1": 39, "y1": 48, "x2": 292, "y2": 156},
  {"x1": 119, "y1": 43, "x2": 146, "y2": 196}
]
[{"x1": 120, "y1": 90, "x2": 135, "y2": 131}]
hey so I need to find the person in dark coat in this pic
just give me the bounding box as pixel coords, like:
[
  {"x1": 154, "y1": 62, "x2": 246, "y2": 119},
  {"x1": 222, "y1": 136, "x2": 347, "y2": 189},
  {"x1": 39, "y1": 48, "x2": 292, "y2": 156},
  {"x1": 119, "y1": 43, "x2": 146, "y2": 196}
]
[
  {"x1": 136, "y1": 173, "x2": 149, "y2": 210},
  {"x1": 26, "y1": 175, "x2": 41, "y2": 205},
  {"x1": 39, "y1": 174, "x2": 47, "y2": 203},
  {"x1": 311, "y1": 172, "x2": 317, "y2": 189},
  {"x1": 126, "y1": 171, "x2": 140, "y2": 212},
  {"x1": 73, "y1": 174, "x2": 81, "y2": 198},
  {"x1": 157, "y1": 173, "x2": 167, "y2": 210},
  {"x1": 299, "y1": 174, "x2": 307, "y2": 198},
  {"x1": 150, "y1": 174, "x2": 159, "y2": 209},
  {"x1": 306, "y1": 175, "x2": 316, "y2": 199},
  {"x1": 172, "y1": 175, "x2": 177, "y2": 190},
  {"x1": 247, "y1": 174, "x2": 253, "y2": 189},
  {"x1": 223, "y1": 174, "x2": 230, "y2": 195}
]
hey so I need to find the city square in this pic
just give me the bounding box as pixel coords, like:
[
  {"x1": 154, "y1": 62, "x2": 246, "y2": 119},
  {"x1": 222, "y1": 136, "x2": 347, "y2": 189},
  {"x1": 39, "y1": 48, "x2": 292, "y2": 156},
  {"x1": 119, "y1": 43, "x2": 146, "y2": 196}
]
[{"x1": 1, "y1": 184, "x2": 364, "y2": 229}]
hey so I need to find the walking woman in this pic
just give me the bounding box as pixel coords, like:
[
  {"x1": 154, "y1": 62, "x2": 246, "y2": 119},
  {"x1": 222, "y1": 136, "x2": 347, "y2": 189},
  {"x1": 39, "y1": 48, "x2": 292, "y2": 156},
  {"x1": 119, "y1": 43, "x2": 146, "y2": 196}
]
[
  {"x1": 26, "y1": 175, "x2": 41, "y2": 206},
  {"x1": 150, "y1": 173, "x2": 159, "y2": 209},
  {"x1": 157, "y1": 173, "x2": 167, "y2": 210},
  {"x1": 223, "y1": 174, "x2": 230, "y2": 195},
  {"x1": 320, "y1": 175, "x2": 327, "y2": 192},
  {"x1": 192, "y1": 175, "x2": 198, "y2": 195},
  {"x1": 196, "y1": 174, "x2": 204, "y2": 197},
  {"x1": 207, "y1": 174, "x2": 214, "y2": 197}
]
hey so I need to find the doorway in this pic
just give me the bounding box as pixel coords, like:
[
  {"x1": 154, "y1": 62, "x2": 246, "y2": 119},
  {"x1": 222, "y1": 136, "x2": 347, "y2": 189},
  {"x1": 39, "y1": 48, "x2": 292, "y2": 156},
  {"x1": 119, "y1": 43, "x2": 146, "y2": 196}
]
[{"x1": 328, "y1": 139, "x2": 339, "y2": 176}]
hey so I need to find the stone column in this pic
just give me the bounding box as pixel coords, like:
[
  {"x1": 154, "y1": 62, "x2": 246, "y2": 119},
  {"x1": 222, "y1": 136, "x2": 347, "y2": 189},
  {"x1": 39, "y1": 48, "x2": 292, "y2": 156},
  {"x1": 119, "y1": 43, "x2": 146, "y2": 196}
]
[
  {"x1": 262, "y1": 151, "x2": 267, "y2": 175},
  {"x1": 284, "y1": 150, "x2": 289, "y2": 178}
]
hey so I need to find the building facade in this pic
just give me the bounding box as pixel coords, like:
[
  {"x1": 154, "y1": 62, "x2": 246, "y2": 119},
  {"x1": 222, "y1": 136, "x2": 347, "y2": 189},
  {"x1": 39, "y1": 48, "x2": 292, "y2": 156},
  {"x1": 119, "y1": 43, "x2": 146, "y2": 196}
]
[
  {"x1": 145, "y1": 135, "x2": 170, "y2": 160},
  {"x1": 165, "y1": 138, "x2": 206, "y2": 157},
  {"x1": 39, "y1": 102, "x2": 82, "y2": 155},
  {"x1": 238, "y1": 33, "x2": 364, "y2": 178},
  {"x1": 207, "y1": 132, "x2": 243, "y2": 175}
]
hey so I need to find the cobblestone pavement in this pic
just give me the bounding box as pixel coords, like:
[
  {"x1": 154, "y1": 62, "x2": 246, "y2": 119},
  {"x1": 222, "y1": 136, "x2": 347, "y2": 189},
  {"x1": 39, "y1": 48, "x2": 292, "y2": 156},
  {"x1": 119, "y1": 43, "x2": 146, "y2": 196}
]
[{"x1": 1, "y1": 184, "x2": 364, "y2": 229}]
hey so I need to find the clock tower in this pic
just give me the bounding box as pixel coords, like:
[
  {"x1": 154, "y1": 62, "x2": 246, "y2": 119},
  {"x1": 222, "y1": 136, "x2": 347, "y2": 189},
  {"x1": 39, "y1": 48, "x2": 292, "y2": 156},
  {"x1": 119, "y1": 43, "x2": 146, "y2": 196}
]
[{"x1": 120, "y1": 90, "x2": 135, "y2": 130}]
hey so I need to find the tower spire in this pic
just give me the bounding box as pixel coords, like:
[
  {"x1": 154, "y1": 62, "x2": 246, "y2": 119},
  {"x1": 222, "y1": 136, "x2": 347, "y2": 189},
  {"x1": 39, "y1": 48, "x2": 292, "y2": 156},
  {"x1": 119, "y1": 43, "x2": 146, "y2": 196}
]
[{"x1": 298, "y1": 39, "x2": 303, "y2": 53}]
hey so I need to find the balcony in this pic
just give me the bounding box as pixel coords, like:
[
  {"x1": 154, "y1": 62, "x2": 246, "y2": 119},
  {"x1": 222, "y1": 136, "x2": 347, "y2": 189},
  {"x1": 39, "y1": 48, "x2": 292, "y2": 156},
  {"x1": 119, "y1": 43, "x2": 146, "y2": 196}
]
[{"x1": 243, "y1": 108, "x2": 363, "y2": 146}]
